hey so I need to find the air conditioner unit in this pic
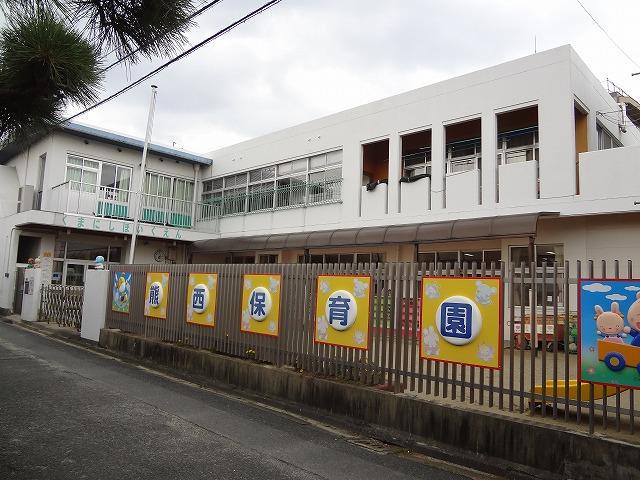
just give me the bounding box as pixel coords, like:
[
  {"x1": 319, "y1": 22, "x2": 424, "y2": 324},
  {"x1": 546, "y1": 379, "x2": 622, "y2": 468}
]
[{"x1": 17, "y1": 185, "x2": 35, "y2": 213}]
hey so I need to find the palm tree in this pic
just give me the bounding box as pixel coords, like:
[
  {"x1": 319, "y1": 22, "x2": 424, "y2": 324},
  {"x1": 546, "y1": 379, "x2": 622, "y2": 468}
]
[{"x1": 0, "y1": 0, "x2": 197, "y2": 146}]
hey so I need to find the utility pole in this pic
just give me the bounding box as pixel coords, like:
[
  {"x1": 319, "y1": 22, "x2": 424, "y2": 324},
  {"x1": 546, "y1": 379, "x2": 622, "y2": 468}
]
[{"x1": 128, "y1": 85, "x2": 158, "y2": 264}]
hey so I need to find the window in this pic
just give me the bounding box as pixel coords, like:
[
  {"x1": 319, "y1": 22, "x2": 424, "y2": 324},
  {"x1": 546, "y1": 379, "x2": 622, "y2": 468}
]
[
  {"x1": 497, "y1": 127, "x2": 539, "y2": 165},
  {"x1": 417, "y1": 252, "x2": 436, "y2": 266},
  {"x1": 258, "y1": 254, "x2": 278, "y2": 264},
  {"x1": 437, "y1": 251, "x2": 459, "y2": 264},
  {"x1": 483, "y1": 250, "x2": 502, "y2": 266},
  {"x1": 461, "y1": 251, "x2": 482, "y2": 264},
  {"x1": 66, "y1": 155, "x2": 99, "y2": 192},
  {"x1": 299, "y1": 252, "x2": 381, "y2": 264},
  {"x1": 201, "y1": 150, "x2": 343, "y2": 217},
  {"x1": 356, "y1": 253, "x2": 384, "y2": 264},
  {"x1": 418, "y1": 250, "x2": 501, "y2": 267},
  {"x1": 100, "y1": 163, "x2": 132, "y2": 202},
  {"x1": 276, "y1": 175, "x2": 306, "y2": 208},
  {"x1": 202, "y1": 178, "x2": 223, "y2": 205},
  {"x1": 511, "y1": 244, "x2": 565, "y2": 307},
  {"x1": 536, "y1": 244, "x2": 564, "y2": 266},
  {"x1": 230, "y1": 255, "x2": 255, "y2": 264},
  {"x1": 403, "y1": 151, "x2": 432, "y2": 177},
  {"x1": 510, "y1": 246, "x2": 531, "y2": 267},
  {"x1": 597, "y1": 123, "x2": 621, "y2": 150},
  {"x1": 248, "y1": 182, "x2": 274, "y2": 212}
]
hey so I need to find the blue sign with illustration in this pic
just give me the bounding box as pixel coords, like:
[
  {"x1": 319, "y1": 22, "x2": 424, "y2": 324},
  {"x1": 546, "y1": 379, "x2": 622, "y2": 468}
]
[
  {"x1": 112, "y1": 271, "x2": 131, "y2": 313},
  {"x1": 579, "y1": 279, "x2": 640, "y2": 389}
]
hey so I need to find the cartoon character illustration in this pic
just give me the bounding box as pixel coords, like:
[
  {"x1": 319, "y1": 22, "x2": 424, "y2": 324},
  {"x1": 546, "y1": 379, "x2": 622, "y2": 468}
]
[
  {"x1": 422, "y1": 326, "x2": 440, "y2": 355},
  {"x1": 625, "y1": 291, "x2": 640, "y2": 347},
  {"x1": 475, "y1": 280, "x2": 497, "y2": 305},
  {"x1": 117, "y1": 275, "x2": 128, "y2": 302},
  {"x1": 594, "y1": 302, "x2": 626, "y2": 343}
]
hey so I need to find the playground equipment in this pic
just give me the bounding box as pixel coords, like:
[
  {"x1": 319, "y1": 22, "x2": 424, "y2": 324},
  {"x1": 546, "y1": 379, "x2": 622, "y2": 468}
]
[{"x1": 531, "y1": 379, "x2": 626, "y2": 406}]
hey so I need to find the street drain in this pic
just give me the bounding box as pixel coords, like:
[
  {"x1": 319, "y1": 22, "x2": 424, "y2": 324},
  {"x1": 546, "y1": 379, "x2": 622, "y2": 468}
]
[{"x1": 346, "y1": 437, "x2": 399, "y2": 454}]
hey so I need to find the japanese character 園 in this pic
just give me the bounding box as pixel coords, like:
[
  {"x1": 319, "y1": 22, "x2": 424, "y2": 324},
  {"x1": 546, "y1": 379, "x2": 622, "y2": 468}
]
[
  {"x1": 328, "y1": 294, "x2": 351, "y2": 327},
  {"x1": 440, "y1": 302, "x2": 472, "y2": 339}
]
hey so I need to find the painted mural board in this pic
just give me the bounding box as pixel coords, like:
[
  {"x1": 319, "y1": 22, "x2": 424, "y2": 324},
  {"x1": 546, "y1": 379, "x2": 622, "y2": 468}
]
[
  {"x1": 112, "y1": 271, "x2": 131, "y2": 313},
  {"x1": 314, "y1": 275, "x2": 371, "y2": 350},
  {"x1": 420, "y1": 277, "x2": 503, "y2": 369},
  {"x1": 144, "y1": 272, "x2": 169, "y2": 319},
  {"x1": 240, "y1": 274, "x2": 282, "y2": 336},
  {"x1": 186, "y1": 273, "x2": 218, "y2": 327},
  {"x1": 579, "y1": 279, "x2": 640, "y2": 389}
]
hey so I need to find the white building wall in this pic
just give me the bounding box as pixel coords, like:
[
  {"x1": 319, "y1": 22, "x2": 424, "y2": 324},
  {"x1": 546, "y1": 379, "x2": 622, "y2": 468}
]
[{"x1": 205, "y1": 45, "x2": 639, "y2": 240}]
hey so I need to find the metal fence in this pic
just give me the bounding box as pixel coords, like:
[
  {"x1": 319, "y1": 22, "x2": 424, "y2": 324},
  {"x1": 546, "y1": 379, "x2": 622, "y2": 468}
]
[
  {"x1": 105, "y1": 260, "x2": 639, "y2": 438},
  {"x1": 40, "y1": 284, "x2": 84, "y2": 330}
]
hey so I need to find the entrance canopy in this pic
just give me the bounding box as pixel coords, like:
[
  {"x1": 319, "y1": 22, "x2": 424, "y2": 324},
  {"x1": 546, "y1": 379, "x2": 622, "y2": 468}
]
[{"x1": 192, "y1": 212, "x2": 558, "y2": 253}]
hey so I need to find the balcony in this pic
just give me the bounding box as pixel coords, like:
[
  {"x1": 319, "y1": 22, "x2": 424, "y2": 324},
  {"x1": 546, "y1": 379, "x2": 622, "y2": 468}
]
[
  {"x1": 206, "y1": 178, "x2": 343, "y2": 217},
  {"x1": 50, "y1": 180, "x2": 219, "y2": 232},
  {"x1": 497, "y1": 126, "x2": 539, "y2": 204}
]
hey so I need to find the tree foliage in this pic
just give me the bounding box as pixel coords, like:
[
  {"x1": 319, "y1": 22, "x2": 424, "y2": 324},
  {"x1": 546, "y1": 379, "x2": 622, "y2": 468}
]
[{"x1": 0, "y1": 0, "x2": 197, "y2": 146}]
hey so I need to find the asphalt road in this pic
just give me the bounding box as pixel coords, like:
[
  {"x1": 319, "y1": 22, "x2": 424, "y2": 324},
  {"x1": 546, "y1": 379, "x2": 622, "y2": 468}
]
[{"x1": 0, "y1": 321, "x2": 477, "y2": 480}]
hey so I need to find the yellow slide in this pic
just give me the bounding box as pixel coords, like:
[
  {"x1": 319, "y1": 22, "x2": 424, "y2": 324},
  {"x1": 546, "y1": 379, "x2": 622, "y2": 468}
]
[{"x1": 531, "y1": 380, "x2": 627, "y2": 402}]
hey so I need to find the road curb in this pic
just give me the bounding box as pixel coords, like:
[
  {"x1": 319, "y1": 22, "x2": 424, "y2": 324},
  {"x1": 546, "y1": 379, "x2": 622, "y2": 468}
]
[{"x1": 94, "y1": 328, "x2": 640, "y2": 480}]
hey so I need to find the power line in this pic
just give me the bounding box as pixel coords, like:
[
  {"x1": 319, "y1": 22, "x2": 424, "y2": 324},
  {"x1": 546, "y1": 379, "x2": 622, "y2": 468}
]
[
  {"x1": 575, "y1": 0, "x2": 640, "y2": 69},
  {"x1": 64, "y1": 0, "x2": 282, "y2": 124},
  {"x1": 100, "y1": 0, "x2": 225, "y2": 73}
]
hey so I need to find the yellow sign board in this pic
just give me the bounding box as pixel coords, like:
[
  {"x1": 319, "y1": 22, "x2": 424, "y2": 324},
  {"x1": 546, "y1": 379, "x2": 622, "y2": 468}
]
[
  {"x1": 144, "y1": 272, "x2": 169, "y2": 319},
  {"x1": 241, "y1": 274, "x2": 282, "y2": 337},
  {"x1": 186, "y1": 273, "x2": 218, "y2": 327},
  {"x1": 420, "y1": 277, "x2": 502, "y2": 369},
  {"x1": 314, "y1": 275, "x2": 371, "y2": 350}
]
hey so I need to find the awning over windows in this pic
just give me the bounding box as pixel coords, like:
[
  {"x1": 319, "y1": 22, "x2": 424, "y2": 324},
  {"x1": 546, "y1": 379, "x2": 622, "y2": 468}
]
[{"x1": 191, "y1": 212, "x2": 558, "y2": 252}]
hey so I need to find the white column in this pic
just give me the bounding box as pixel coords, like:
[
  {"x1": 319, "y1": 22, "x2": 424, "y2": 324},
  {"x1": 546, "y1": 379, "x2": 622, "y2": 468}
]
[
  {"x1": 80, "y1": 269, "x2": 110, "y2": 342},
  {"x1": 21, "y1": 268, "x2": 43, "y2": 322},
  {"x1": 481, "y1": 111, "x2": 497, "y2": 205},
  {"x1": 387, "y1": 133, "x2": 401, "y2": 214},
  {"x1": 430, "y1": 123, "x2": 445, "y2": 210}
]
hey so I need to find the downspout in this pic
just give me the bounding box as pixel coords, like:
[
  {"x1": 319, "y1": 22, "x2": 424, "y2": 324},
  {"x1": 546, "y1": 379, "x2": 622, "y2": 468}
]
[{"x1": 191, "y1": 164, "x2": 200, "y2": 227}]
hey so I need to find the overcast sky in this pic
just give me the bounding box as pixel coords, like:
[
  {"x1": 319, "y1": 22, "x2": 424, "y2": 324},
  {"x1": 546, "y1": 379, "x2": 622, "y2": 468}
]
[{"x1": 67, "y1": 0, "x2": 640, "y2": 155}]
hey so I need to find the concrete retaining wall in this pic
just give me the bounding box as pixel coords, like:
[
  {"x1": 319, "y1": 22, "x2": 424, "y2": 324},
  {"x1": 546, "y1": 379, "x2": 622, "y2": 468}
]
[{"x1": 99, "y1": 328, "x2": 640, "y2": 480}]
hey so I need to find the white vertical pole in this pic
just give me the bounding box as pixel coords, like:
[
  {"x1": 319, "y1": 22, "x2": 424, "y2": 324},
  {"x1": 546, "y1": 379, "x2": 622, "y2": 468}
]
[
  {"x1": 191, "y1": 164, "x2": 200, "y2": 227},
  {"x1": 128, "y1": 85, "x2": 158, "y2": 264}
]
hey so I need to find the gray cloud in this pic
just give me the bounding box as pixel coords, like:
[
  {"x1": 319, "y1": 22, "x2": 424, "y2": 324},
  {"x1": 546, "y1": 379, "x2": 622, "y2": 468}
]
[{"x1": 73, "y1": 0, "x2": 640, "y2": 153}]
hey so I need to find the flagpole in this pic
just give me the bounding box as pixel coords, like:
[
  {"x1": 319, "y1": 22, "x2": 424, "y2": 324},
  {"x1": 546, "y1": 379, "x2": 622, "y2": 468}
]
[{"x1": 128, "y1": 85, "x2": 158, "y2": 264}]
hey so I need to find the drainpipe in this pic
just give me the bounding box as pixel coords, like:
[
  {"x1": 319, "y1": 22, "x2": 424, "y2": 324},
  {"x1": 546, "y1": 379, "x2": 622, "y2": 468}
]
[{"x1": 191, "y1": 164, "x2": 200, "y2": 227}]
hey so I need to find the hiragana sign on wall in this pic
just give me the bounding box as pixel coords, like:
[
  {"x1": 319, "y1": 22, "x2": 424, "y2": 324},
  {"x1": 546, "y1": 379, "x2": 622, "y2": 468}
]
[
  {"x1": 420, "y1": 277, "x2": 502, "y2": 369},
  {"x1": 579, "y1": 279, "x2": 640, "y2": 389},
  {"x1": 314, "y1": 275, "x2": 371, "y2": 350},
  {"x1": 144, "y1": 272, "x2": 169, "y2": 319},
  {"x1": 240, "y1": 274, "x2": 281, "y2": 337},
  {"x1": 186, "y1": 273, "x2": 218, "y2": 327}
]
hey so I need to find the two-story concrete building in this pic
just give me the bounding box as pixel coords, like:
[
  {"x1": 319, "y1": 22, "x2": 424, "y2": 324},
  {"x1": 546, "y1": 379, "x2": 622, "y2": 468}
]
[
  {"x1": 191, "y1": 45, "x2": 640, "y2": 273},
  {"x1": 0, "y1": 122, "x2": 215, "y2": 312},
  {"x1": 1, "y1": 45, "x2": 640, "y2": 316}
]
